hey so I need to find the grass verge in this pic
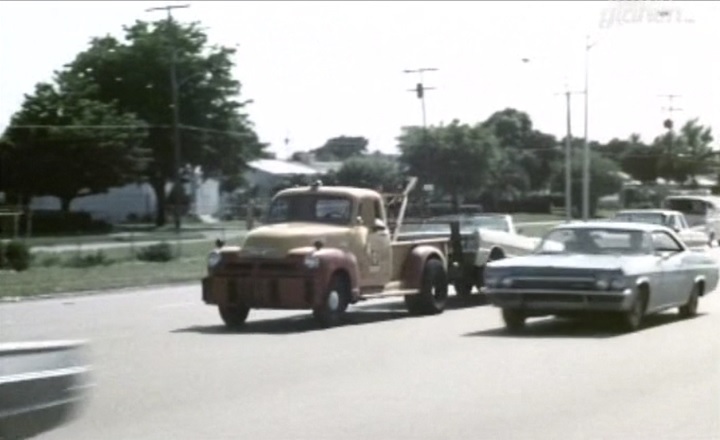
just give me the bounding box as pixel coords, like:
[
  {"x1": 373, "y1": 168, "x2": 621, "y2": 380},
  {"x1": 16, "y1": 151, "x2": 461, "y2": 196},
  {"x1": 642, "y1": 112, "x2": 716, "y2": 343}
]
[{"x1": 0, "y1": 240, "x2": 214, "y2": 300}]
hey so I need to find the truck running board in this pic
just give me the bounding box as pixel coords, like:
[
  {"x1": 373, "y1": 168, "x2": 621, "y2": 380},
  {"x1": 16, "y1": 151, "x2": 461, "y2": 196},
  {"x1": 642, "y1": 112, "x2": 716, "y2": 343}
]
[{"x1": 359, "y1": 289, "x2": 420, "y2": 300}]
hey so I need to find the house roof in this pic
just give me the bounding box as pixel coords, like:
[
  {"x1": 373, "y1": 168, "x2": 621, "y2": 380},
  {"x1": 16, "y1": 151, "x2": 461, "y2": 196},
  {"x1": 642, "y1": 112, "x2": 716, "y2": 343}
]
[{"x1": 247, "y1": 159, "x2": 320, "y2": 175}]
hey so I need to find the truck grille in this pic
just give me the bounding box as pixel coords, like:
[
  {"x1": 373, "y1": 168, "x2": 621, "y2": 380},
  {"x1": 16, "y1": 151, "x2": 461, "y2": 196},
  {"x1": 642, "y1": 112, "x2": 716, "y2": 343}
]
[{"x1": 217, "y1": 260, "x2": 303, "y2": 276}]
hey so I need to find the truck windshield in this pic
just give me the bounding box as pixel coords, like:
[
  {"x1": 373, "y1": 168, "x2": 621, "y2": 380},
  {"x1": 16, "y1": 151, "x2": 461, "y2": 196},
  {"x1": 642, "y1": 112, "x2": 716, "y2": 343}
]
[{"x1": 265, "y1": 195, "x2": 352, "y2": 225}]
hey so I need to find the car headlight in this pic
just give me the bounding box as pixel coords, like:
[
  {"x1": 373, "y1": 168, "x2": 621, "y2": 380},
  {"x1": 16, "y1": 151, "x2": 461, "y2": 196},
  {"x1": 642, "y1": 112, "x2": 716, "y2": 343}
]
[
  {"x1": 207, "y1": 251, "x2": 222, "y2": 268},
  {"x1": 610, "y1": 278, "x2": 626, "y2": 290},
  {"x1": 303, "y1": 254, "x2": 320, "y2": 269},
  {"x1": 595, "y1": 278, "x2": 609, "y2": 290},
  {"x1": 500, "y1": 277, "x2": 514, "y2": 288},
  {"x1": 485, "y1": 277, "x2": 498, "y2": 287}
]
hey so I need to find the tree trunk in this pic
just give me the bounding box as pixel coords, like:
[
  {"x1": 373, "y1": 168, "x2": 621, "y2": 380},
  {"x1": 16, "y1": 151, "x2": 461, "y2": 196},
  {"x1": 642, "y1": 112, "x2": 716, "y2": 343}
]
[
  {"x1": 151, "y1": 179, "x2": 167, "y2": 227},
  {"x1": 451, "y1": 191, "x2": 460, "y2": 214},
  {"x1": 60, "y1": 197, "x2": 72, "y2": 213}
]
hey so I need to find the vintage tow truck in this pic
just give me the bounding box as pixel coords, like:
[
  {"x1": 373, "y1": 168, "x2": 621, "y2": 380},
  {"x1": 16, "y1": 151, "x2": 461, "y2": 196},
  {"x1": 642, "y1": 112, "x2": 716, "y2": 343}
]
[{"x1": 201, "y1": 179, "x2": 452, "y2": 327}]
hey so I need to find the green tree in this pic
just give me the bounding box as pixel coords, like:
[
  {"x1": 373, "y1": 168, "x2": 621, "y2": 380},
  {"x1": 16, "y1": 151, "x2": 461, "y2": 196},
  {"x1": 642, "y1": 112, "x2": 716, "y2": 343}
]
[
  {"x1": 334, "y1": 156, "x2": 404, "y2": 192},
  {"x1": 313, "y1": 136, "x2": 368, "y2": 161},
  {"x1": 482, "y1": 108, "x2": 560, "y2": 192},
  {"x1": 398, "y1": 120, "x2": 500, "y2": 211},
  {"x1": 63, "y1": 18, "x2": 266, "y2": 225},
  {"x1": 660, "y1": 118, "x2": 714, "y2": 185},
  {"x1": 1, "y1": 78, "x2": 149, "y2": 211}
]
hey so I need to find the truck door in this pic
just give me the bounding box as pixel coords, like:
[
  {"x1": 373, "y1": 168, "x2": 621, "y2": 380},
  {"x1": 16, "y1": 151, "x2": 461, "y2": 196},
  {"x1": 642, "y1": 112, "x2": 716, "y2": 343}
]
[{"x1": 364, "y1": 197, "x2": 392, "y2": 287}]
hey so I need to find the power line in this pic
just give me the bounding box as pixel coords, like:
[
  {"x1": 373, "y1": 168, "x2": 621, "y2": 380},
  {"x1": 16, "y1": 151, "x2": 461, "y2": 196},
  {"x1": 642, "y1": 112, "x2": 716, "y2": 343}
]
[{"x1": 4, "y1": 124, "x2": 254, "y2": 138}]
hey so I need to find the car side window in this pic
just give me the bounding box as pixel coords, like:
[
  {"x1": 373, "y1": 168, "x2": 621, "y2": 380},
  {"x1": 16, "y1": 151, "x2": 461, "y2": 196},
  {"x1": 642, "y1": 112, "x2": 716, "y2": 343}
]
[
  {"x1": 670, "y1": 215, "x2": 681, "y2": 230},
  {"x1": 651, "y1": 231, "x2": 683, "y2": 252}
]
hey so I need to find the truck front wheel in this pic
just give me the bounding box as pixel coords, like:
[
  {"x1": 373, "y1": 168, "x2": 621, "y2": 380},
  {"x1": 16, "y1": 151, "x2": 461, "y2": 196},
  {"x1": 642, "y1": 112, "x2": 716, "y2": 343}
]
[
  {"x1": 405, "y1": 258, "x2": 448, "y2": 315},
  {"x1": 313, "y1": 274, "x2": 350, "y2": 328},
  {"x1": 219, "y1": 304, "x2": 250, "y2": 329}
]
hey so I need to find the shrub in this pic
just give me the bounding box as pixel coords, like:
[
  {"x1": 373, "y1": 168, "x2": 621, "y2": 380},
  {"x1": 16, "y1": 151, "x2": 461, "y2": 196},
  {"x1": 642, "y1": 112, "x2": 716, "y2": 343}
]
[
  {"x1": 64, "y1": 251, "x2": 113, "y2": 268},
  {"x1": 136, "y1": 242, "x2": 175, "y2": 262},
  {"x1": 4, "y1": 240, "x2": 31, "y2": 272},
  {"x1": 20, "y1": 210, "x2": 112, "y2": 235},
  {"x1": 38, "y1": 253, "x2": 62, "y2": 268}
]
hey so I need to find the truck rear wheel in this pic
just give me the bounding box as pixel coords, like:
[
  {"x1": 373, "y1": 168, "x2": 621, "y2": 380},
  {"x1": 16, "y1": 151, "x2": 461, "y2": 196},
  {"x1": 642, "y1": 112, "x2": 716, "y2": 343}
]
[
  {"x1": 219, "y1": 304, "x2": 250, "y2": 329},
  {"x1": 313, "y1": 273, "x2": 350, "y2": 328},
  {"x1": 405, "y1": 258, "x2": 448, "y2": 315}
]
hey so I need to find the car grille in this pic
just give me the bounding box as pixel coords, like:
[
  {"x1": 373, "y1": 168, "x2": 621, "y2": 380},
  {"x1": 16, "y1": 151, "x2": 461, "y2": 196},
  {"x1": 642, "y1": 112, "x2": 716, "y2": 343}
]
[{"x1": 511, "y1": 277, "x2": 596, "y2": 291}]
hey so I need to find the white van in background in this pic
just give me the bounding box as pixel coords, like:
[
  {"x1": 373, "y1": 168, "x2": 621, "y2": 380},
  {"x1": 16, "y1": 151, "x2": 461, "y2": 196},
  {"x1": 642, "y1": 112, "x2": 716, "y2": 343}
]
[{"x1": 663, "y1": 195, "x2": 720, "y2": 245}]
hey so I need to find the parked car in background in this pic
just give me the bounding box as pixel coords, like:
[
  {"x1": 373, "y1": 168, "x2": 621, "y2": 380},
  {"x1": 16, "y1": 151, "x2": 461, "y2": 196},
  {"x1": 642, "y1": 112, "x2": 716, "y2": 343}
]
[
  {"x1": 662, "y1": 195, "x2": 720, "y2": 245},
  {"x1": 613, "y1": 209, "x2": 711, "y2": 249},
  {"x1": 483, "y1": 222, "x2": 719, "y2": 333},
  {"x1": 397, "y1": 214, "x2": 540, "y2": 296}
]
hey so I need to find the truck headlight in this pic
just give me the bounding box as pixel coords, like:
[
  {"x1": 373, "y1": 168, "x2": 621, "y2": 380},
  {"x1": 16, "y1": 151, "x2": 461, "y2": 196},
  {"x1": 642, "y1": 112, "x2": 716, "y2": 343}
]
[
  {"x1": 303, "y1": 254, "x2": 320, "y2": 269},
  {"x1": 207, "y1": 251, "x2": 222, "y2": 268},
  {"x1": 595, "y1": 278, "x2": 609, "y2": 290},
  {"x1": 500, "y1": 277, "x2": 514, "y2": 287},
  {"x1": 485, "y1": 277, "x2": 498, "y2": 287}
]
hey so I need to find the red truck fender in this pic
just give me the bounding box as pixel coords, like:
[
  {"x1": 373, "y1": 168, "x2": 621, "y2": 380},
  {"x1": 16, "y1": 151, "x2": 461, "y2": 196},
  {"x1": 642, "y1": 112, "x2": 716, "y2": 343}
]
[
  {"x1": 401, "y1": 245, "x2": 448, "y2": 290},
  {"x1": 312, "y1": 248, "x2": 362, "y2": 304}
]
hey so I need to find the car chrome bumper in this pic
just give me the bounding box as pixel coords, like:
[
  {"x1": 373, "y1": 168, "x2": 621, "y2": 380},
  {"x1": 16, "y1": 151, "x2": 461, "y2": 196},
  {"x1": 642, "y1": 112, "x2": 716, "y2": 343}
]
[{"x1": 482, "y1": 287, "x2": 635, "y2": 312}]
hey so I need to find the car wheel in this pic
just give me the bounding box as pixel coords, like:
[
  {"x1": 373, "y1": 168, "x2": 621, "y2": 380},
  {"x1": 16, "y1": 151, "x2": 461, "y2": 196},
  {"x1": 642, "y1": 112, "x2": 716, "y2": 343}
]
[
  {"x1": 406, "y1": 258, "x2": 448, "y2": 315},
  {"x1": 502, "y1": 308, "x2": 526, "y2": 332},
  {"x1": 619, "y1": 294, "x2": 645, "y2": 332},
  {"x1": 313, "y1": 274, "x2": 350, "y2": 328},
  {"x1": 219, "y1": 304, "x2": 250, "y2": 329},
  {"x1": 678, "y1": 284, "x2": 699, "y2": 318}
]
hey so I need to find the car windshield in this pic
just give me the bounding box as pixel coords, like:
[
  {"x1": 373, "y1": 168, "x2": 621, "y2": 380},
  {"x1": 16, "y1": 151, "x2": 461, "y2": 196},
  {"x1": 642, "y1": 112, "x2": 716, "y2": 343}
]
[
  {"x1": 614, "y1": 213, "x2": 665, "y2": 225},
  {"x1": 265, "y1": 195, "x2": 352, "y2": 225},
  {"x1": 536, "y1": 227, "x2": 652, "y2": 255},
  {"x1": 665, "y1": 198, "x2": 710, "y2": 216}
]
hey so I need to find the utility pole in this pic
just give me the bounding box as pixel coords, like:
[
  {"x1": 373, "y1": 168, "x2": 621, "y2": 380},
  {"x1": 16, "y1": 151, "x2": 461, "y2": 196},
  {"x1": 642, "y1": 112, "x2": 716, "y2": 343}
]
[
  {"x1": 659, "y1": 93, "x2": 682, "y2": 145},
  {"x1": 555, "y1": 87, "x2": 583, "y2": 221},
  {"x1": 403, "y1": 68, "x2": 438, "y2": 130},
  {"x1": 147, "y1": 4, "x2": 190, "y2": 234},
  {"x1": 659, "y1": 94, "x2": 682, "y2": 152},
  {"x1": 582, "y1": 35, "x2": 596, "y2": 221}
]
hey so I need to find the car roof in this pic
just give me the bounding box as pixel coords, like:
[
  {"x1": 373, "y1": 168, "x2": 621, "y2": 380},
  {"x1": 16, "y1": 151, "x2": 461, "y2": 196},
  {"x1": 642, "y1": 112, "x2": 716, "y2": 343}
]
[
  {"x1": 616, "y1": 209, "x2": 680, "y2": 216},
  {"x1": 552, "y1": 221, "x2": 672, "y2": 233},
  {"x1": 665, "y1": 195, "x2": 720, "y2": 203},
  {"x1": 277, "y1": 185, "x2": 379, "y2": 200}
]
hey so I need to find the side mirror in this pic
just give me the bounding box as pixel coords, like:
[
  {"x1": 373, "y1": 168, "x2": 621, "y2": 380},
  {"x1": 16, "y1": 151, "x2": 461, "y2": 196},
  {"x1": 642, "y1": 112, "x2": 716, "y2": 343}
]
[
  {"x1": 673, "y1": 226, "x2": 681, "y2": 233},
  {"x1": 373, "y1": 218, "x2": 387, "y2": 232}
]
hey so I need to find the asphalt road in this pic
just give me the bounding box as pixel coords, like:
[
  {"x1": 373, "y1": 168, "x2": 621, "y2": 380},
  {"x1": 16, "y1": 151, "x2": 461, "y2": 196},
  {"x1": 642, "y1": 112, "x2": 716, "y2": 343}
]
[{"x1": 2, "y1": 274, "x2": 719, "y2": 440}]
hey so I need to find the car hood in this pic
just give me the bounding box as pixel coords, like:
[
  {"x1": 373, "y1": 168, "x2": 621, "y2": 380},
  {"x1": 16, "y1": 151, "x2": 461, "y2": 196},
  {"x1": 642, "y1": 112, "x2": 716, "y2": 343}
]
[
  {"x1": 487, "y1": 253, "x2": 645, "y2": 272},
  {"x1": 240, "y1": 223, "x2": 351, "y2": 258}
]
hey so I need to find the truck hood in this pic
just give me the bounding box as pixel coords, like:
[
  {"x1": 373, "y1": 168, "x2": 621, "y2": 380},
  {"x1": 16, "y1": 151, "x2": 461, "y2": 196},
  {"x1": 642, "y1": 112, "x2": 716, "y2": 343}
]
[
  {"x1": 240, "y1": 222, "x2": 351, "y2": 257},
  {"x1": 487, "y1": 253, "x2": 649, "y2": 272}
]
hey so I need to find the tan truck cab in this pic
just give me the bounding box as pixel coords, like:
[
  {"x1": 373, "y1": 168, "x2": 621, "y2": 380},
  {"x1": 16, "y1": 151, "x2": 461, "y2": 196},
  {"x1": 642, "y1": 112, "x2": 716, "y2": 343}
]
[{"x1": 202, "y1": 182, "x2": 450, "y2": 327}]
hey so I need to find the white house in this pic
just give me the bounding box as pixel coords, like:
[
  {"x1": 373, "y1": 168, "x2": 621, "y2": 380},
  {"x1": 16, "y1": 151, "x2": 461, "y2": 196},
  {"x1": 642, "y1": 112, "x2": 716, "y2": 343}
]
[{"x1": 27, "y1": 159, "x2": 330, "y2": 224}]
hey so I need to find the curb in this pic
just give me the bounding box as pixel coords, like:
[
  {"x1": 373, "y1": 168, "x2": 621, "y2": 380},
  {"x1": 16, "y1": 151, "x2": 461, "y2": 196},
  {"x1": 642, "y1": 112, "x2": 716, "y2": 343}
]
[{"x1": 0, "y1": 280, "x2": 199, "y2": 304}]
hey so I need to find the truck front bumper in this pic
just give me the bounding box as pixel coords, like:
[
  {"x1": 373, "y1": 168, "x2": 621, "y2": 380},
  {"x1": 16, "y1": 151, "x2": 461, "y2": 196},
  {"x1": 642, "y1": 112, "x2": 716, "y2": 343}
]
[{"x1": 203, "y1": 275, "x2": 319, "y2": 309}]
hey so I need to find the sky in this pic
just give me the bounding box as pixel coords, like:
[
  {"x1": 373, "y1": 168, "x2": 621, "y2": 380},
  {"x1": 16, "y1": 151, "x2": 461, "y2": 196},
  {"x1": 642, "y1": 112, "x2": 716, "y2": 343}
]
[{"x1": 1, "y1": 1, "x2": 719, "y2": 158}]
